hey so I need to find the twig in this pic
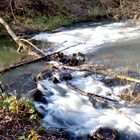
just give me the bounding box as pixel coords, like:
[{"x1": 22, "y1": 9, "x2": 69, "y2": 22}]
[
  {"x1": 20, "y1": 38, "x2": 47, "y2": 56},
  {"x1": 9, "y1": 0, "x2": 17, "y2": 21},
  {"x1": 54, "y1": 63, "x2": 140, "y2": 83},
  {"x1": 65, "y1": 81, "x2": 118, "y2": 102}
]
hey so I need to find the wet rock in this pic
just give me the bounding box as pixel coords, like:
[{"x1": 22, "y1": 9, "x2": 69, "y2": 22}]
[
  {"x1": 33, "y1": 89, "x2": 43, "y2": 101},
  {"x1": 90, "y1": 126, "x2": 119, "y2": 140},
  {"x1": 52, "y1": 52, "x2": 64, "y2": 59},
  {"x1": 100, "y1": 78, "x2": 126, "y2": 87},
  {"x1": 68, "y1": 57, "x2": 78, "y2": 66},
  {"x1": 76, "y1": 52, "x2": 85, "y2": 61},
  {"x1": 36, "y1": 69, "x2": 52, "y2": 81},
  {"x1": 84, "y1": 72, "x2": 94, "y2": 77},
  {"x1": 58, "y1": 52, "x2": 64, "y2": 59},
  {"x1": 60, "y1": 73, "x2": 72, "y2": 81},
  {"x1": 72, "y1": 53, "x2": 77, "y2": 57},
  {"x1": 101, "y1": 70, "x2": 140, "y2": 87},
  {"x1": 59, "y1": 56, "x2": 69, "y2": 64},
  {"x1": 33, "y1": 89, "x2": 47, "y2": 104},
  {"x1": 51, "y1": 77, "x2": 60, "y2": 84},
  {"x1": 36, "y1": 106, "x2": 46, "y2": 119}
]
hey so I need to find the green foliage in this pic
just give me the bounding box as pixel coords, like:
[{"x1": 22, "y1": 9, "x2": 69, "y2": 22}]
[
  {"x1": 27, "y1": 130, "x2": 41, "y2": 140},
  {"x1": 2, "y1": 96, "x2": 35, "y2": 114},
  {"x1": 18, "y1": 135, "x2": 26, "y2": 140},
  {"x1": 18, "y1": 130, "x2": 41, "y2": 140},
  {"x1": 0, "y1": 93, "x2": 43, "y2": 139}
]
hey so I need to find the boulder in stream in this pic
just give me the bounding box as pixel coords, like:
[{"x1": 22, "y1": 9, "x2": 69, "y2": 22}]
[
  {"x1": 60, "y1": 73, "x2": 72, "y2": 81},
  {"x1": 33, "y1": 89, "x2": 47, "y2": 104},
  {"x1": 35, "y1": 69, "x2": 53, "y2": 81},
  {"x1": 90, "y1": 126, "x2": 119, "y2": 140}
]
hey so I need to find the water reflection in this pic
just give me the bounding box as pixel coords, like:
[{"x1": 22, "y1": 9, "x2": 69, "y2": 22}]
[{"x1": 0, "y1": 38, "x2": 19, "y2": 69}]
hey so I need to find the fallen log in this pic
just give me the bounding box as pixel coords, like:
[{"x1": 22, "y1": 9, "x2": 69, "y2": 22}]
[
  {"x1": 52, "y1": 63, "x2": 140, "y2": 83},
  {"x1": 0, "y1": 55, "x2": 48, "y2": 75}
]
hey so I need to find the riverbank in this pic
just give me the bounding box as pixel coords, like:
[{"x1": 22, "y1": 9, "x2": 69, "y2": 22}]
[
  {"x1": 0, "y1": 92, "x2": 68, "y2": 139},
  {"x1": 0, "y1": 0, "x2": 140, "y2": 37}
]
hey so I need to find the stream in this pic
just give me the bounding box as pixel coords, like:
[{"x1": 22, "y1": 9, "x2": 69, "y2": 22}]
[{"x1": 1, "y1": 20, "x2": 140, "y2": 139}]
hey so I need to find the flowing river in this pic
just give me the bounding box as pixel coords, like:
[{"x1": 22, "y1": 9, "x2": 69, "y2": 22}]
[{"x1": 1, "y1": 20, "x2": 140, "y2": 139}]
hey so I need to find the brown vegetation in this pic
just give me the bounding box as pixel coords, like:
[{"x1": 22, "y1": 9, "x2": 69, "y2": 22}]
[
  {"x1": 0, "y1": 0, "x2": 140, "y2": 35},
  {"x1": 0, "y1": 0, "x2": 140, "y2": 20}
]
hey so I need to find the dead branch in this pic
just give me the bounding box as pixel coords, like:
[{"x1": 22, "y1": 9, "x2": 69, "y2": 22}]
[
  {"x1": 65, "y1": 81, "x2": 140, "y2": 128},
  {"x1": 56, "y1": 41, "x2": 87, "y2": 54},
  {"x1": 54, "y1": 63, "x2": 140, "y2": 83},
  {"x1": 65, "y1": 81, "x2": 118, "y2": 102},
  {"x1": 111, "y1": 106, "x2": 140, "y2": 127},
  {"x1": 20, "y1": 38, "x2": 47, "y2": 56},
  {"x1": 52, "y1": 63, "x2": 106, "y2": 71},
  {"x1": 0, "y1": 17, "x2": 45, "y2": 56},
  {"x1": 0, "y1": 17, "x2": 28, "y2": 53},
  {"x1": 0, "y1": 55, "x2": 48, "y2": 75}
]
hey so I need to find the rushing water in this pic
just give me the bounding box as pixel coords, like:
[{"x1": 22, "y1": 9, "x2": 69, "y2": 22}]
[
  {"x1": 1, "y1": 21, "x2": 140, "y2": 139},
  {"x1": 32, "y1": 21, "x2": 140, "y2": 140},
  {"x1": 33, "y1": 21, "x2": 140, "y2": 71}
]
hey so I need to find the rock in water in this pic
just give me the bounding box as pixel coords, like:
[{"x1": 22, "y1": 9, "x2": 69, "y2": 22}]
[
  {"x1": 33, "y1": 89, "x2": 43, "y2": 101},
  {"x1": 60, "y1": 73, "x2": 72, "y2": 81},
  {"x1": 33, "y1": 89, "x2": 47, "y2": 103},
  {"x1": 90, "y1": 126, "x2": 119, "y2": 140},
  {"x1": 36, "y1": 69, "x2": 52, "y2": 81},
  {"x1": 76, "y1": 52, "x2": 85, "y2": 61},
  {"x1": 68, "y1": 57, "x2": 79, "y2": 66},
  {"x1": 51, "y1": 77, "x2": 60, "y2": 84}
]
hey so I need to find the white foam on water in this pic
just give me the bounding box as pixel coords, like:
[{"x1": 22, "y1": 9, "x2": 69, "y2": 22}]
[
  {"x1": 32, "y1": 21, "x2": 140, "y2": 139},
  {"x1": 35, "y1": 70, "x2": 140, "y2": 140},
  {"x1": 32, "y1": 21, "x2": 140, "y2": 55}
]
